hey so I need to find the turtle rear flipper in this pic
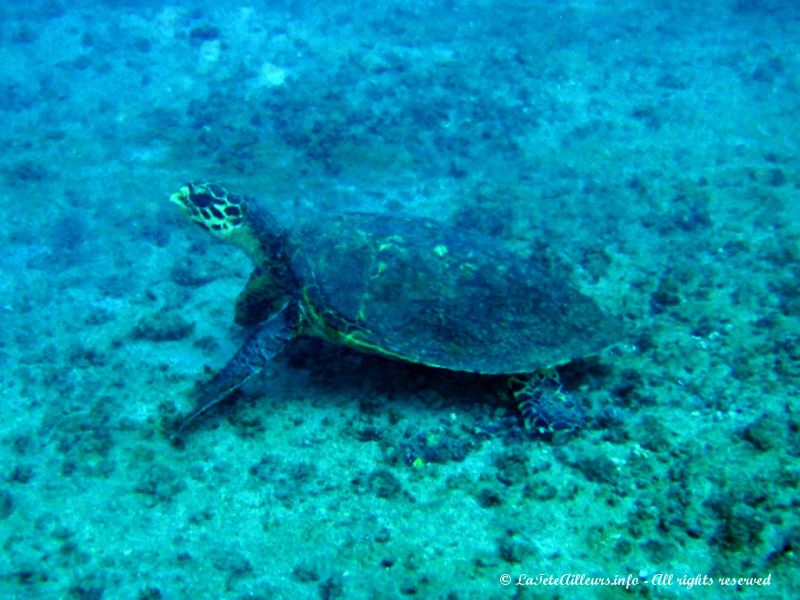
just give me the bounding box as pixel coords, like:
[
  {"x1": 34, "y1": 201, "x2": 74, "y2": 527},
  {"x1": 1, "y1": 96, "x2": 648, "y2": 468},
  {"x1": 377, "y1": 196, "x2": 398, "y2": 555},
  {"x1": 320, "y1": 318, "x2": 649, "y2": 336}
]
[
  {"x1": 169, "y1": 304, "x2": 293, "y2": 443},
  {"x1": 510, "y1": 371, "x2": 586, "y2": 434}
]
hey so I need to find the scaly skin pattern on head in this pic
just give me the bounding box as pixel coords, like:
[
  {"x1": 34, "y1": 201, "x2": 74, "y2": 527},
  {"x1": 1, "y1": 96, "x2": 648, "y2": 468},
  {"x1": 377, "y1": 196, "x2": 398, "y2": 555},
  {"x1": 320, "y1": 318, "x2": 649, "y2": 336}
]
[
  {"x1": 169, "y1": 182, "x2": 286, "y2": 266},
  {"x1": 170, "y1": 183, "x2": 245, "y2": 234}
]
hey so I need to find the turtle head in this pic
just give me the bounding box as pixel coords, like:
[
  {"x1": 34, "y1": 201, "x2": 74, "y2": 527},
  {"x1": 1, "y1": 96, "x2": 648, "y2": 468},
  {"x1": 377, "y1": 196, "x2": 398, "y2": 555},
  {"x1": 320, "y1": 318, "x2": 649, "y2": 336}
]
[
  {"x1": 170, "y1": 182, "x2": 285, "y2": 265},
  {"x1": 170, "y1": 182, "x2": 247, "y2": 241}
]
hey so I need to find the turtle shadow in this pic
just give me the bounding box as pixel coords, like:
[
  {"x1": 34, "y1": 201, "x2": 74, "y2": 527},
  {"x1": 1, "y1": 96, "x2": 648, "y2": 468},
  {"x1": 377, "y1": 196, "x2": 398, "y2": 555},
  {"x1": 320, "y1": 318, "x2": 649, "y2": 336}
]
[
  {"x1": 284, "y1": 337, "x2": 505, "y2": 410},
  {"x1": 167, "y1": 335, "x2": 621, "y2": 445},
  {"x1": 166, "y1": 337, "x2": 505, "y2": 446}
]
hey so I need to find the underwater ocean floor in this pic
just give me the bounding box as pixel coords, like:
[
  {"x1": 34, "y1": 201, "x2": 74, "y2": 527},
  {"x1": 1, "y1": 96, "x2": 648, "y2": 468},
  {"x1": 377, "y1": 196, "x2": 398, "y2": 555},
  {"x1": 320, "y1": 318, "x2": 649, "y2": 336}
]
[{"x1": 1, "y1": 0, "x2": 799, "y2": 598}]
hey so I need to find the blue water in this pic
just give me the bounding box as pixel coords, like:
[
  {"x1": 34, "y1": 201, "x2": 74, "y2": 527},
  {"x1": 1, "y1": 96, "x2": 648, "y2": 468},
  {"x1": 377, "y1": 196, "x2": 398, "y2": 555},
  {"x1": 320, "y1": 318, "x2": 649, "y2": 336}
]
[{"x1": 1, "y1": 1, "x2": 798, "y2": 598}]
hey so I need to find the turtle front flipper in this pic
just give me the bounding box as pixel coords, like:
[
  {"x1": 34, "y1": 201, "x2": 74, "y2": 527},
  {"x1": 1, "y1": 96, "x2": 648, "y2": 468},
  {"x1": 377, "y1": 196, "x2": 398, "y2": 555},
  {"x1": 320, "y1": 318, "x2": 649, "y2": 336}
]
[
  {"x1": 235, "y1": 268, "x2": 291, "y2": 327},
  {"x1": 170, "y1": 304, "x2": 294, "y2": 443}
]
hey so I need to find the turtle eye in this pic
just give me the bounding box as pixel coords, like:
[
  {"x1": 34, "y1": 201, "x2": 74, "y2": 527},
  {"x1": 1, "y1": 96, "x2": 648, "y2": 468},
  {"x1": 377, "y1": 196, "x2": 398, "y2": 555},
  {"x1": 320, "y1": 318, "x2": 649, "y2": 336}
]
[
  {"x1": 206, "y1": 183, "x2": 227, "y2": 198},
  {"x1": 191, "y1": 191, "x2": 215, "y2": 208}
]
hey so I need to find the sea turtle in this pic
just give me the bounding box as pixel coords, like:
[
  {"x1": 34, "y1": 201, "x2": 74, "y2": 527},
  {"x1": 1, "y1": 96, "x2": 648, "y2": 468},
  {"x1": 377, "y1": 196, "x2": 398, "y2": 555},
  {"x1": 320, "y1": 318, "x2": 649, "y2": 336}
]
[{"x1": 168, "y1": 182, "x2": 622, "y2": 441}]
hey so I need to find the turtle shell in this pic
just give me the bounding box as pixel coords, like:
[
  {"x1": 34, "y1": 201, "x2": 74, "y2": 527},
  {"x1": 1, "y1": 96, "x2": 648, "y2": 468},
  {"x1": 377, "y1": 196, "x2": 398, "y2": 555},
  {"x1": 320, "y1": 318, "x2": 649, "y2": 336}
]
[{"x1": 289, "y1": 213, "x2": 621, "y2": 374}]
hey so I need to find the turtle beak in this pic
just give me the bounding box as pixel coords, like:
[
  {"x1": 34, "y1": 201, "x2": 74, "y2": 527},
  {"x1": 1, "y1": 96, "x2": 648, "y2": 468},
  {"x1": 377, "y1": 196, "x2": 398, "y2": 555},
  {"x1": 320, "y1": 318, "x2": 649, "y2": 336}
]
[{"x1": 169, "y1": 185, "x2": 193, "y2": 216}]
